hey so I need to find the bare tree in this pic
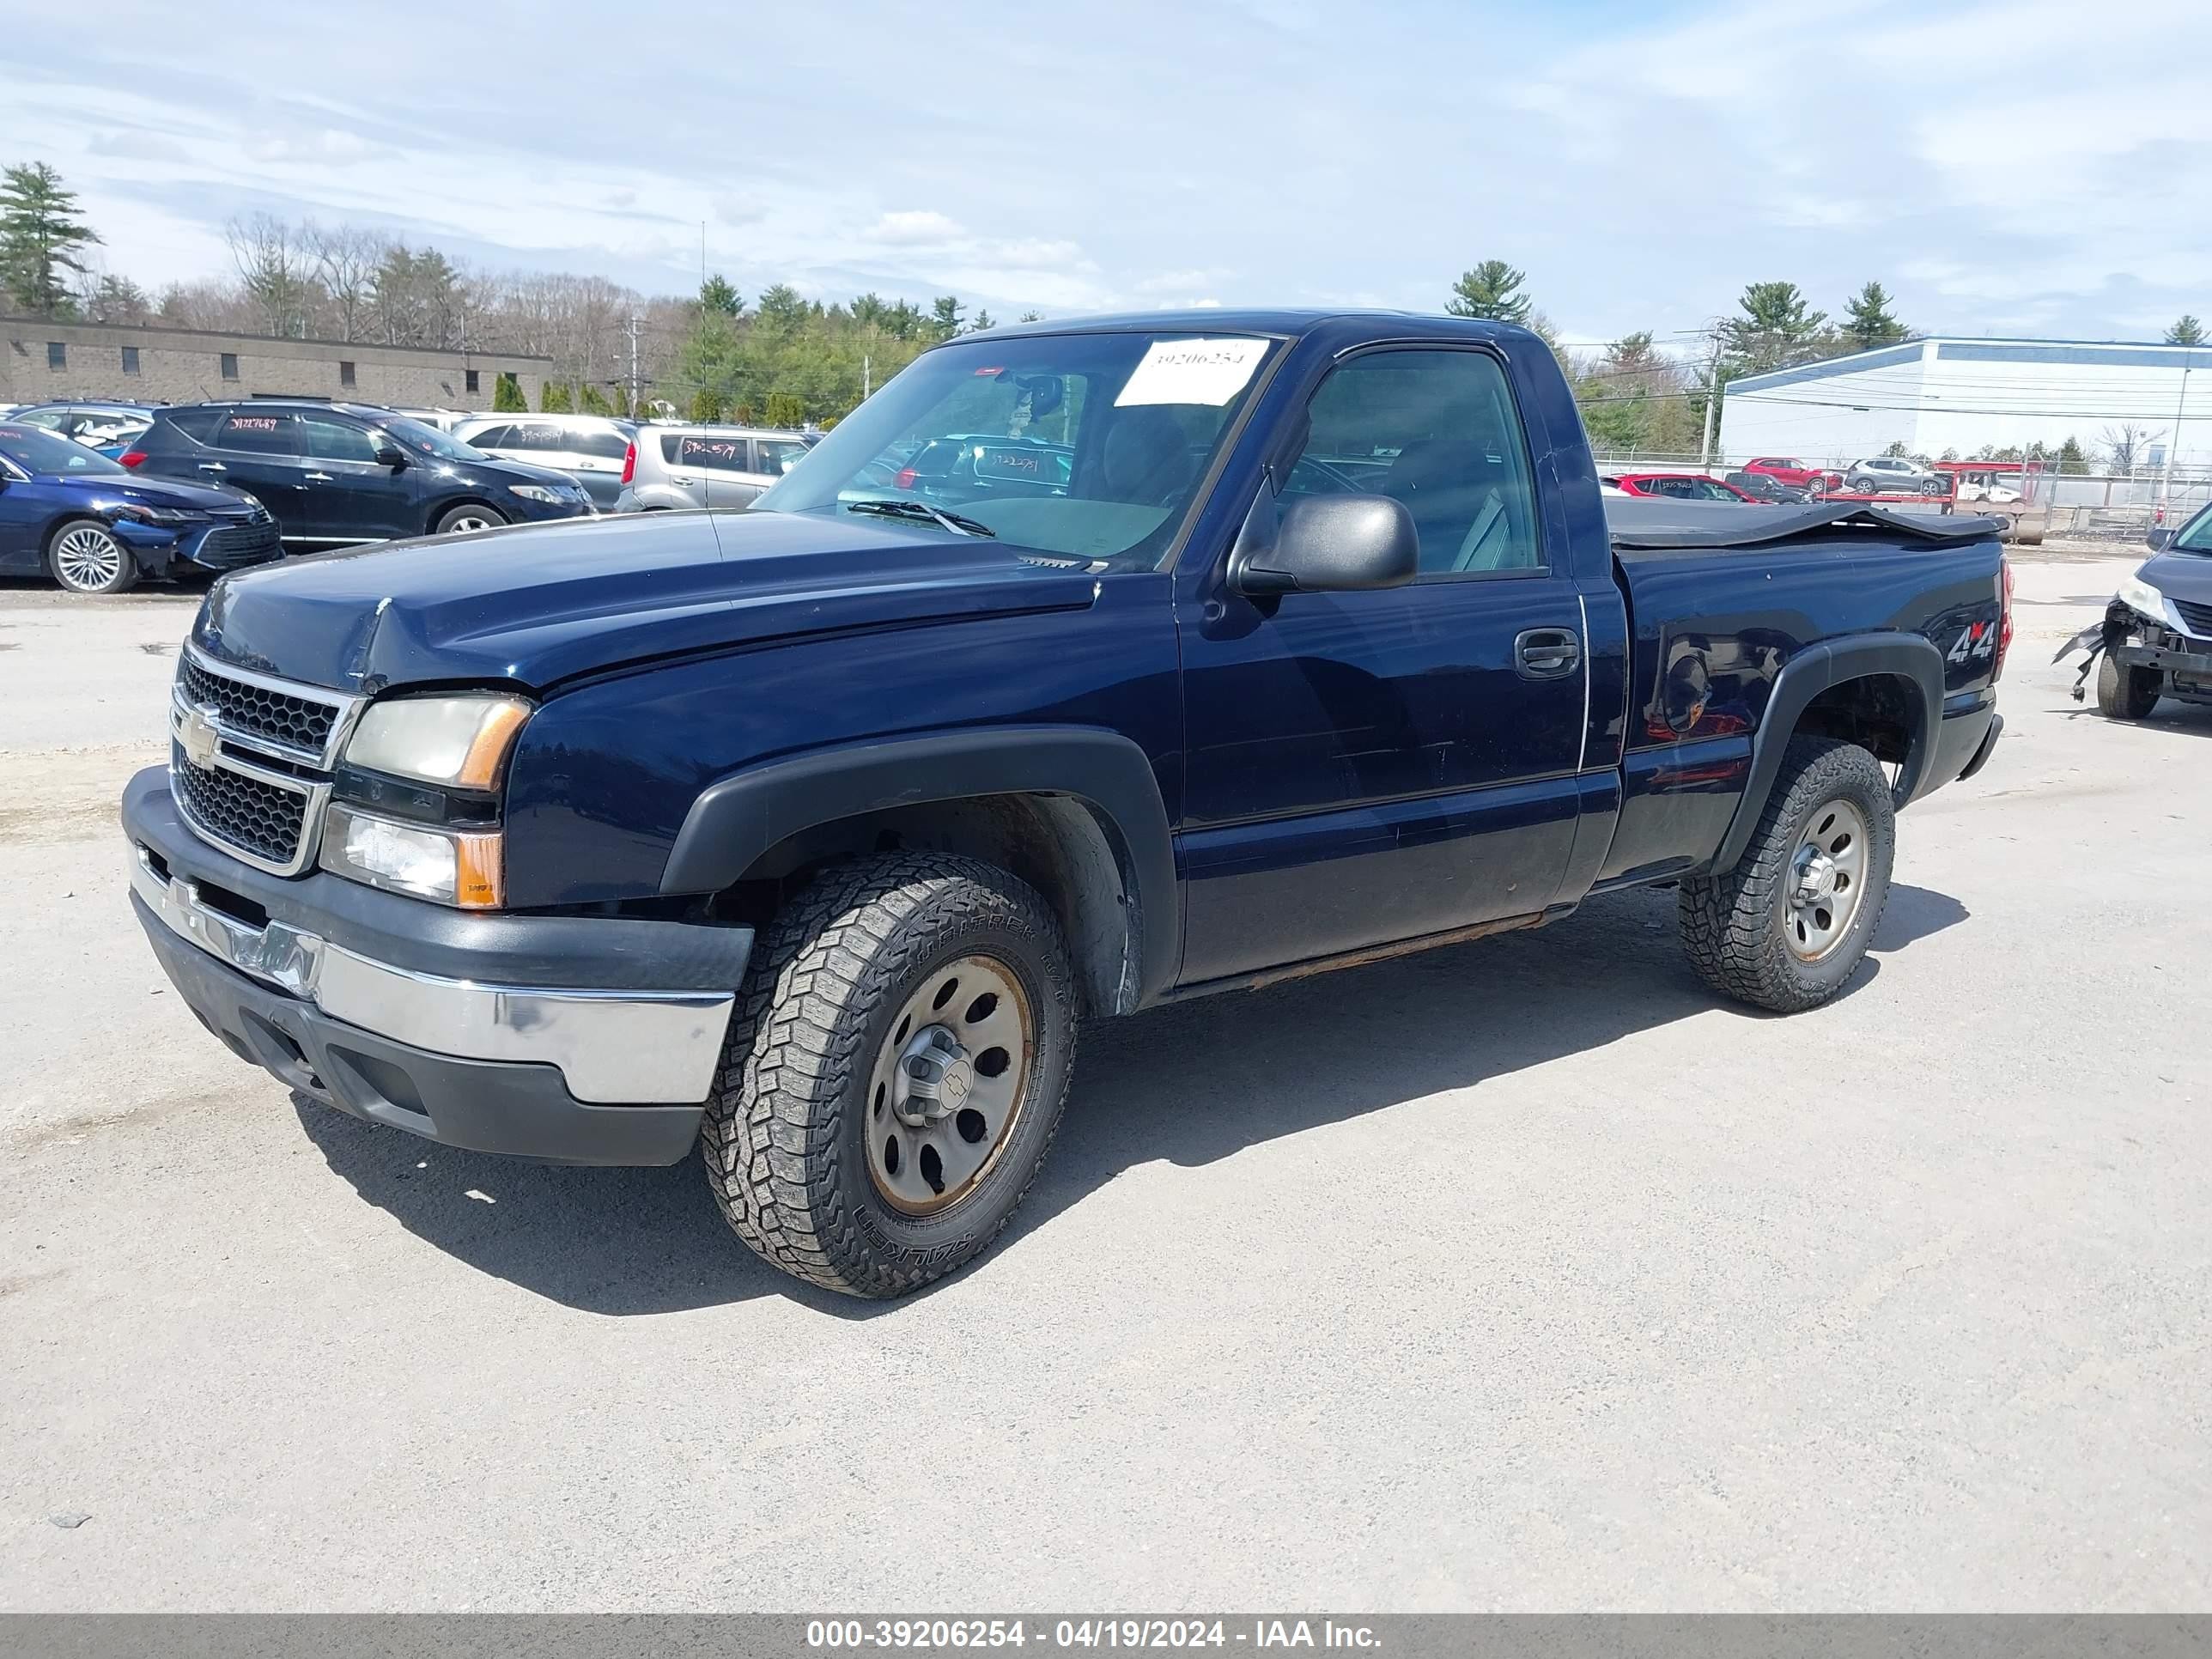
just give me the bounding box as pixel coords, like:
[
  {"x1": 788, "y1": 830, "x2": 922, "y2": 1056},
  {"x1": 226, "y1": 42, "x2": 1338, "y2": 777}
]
[
  {"x1": 2101, "y1": 422, "x2": 2156, "y2": 475},
  {"x1": 223, "y1": 213, "x2": 317, "y2": 337},
  {"x1": 307, "y1": 222, "x2": 387, "y2": 343}
]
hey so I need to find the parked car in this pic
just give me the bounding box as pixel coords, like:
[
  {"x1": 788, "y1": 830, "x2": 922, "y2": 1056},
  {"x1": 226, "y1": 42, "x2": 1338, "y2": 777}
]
[
  {"x1": 2060, "y1": 508, "x2": 2212, "y2": 717},
  {"x1": 1844, "y1": 455, "x2": 1946, "y2": 495},
  {"x1": 123, "y1": 400, "x2": 594, "y2": 548},
  {"x1": 1603, "y1": 471, "x2": 1759, "y2": 502},
  {"x1": 451, "y1": 414, "x2": 638, "y2": 508},
  {"x1": 0, "y1": 419, "x2": 280, "y2": 595},
  {"x1": 120, "y1": 308, "x2": 2006, "y2": 1300},
  {"x1": 1724, "y1": 469, "x2": 1809, "y2": 503},
  {"x1": 9, "y1": 400, "x2": 161, "y2": 457},
  {"x1": 1741, "y1": 455, "x2": 1832, "y2": 491},
  {"x1": 614, "y1": 425, "x2": 820, "y2": 513}
]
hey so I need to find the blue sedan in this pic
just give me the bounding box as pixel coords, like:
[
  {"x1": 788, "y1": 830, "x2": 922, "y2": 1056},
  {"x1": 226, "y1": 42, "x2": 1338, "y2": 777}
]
[{"x1": 0, "y1": 422, "x2": 282, "y2": 595}]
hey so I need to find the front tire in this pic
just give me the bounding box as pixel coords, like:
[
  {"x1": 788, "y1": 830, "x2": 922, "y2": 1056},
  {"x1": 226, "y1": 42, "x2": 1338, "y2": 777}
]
[
  {"x1": 702, "y1": 853, "x2": 1079, "y2": 1298},
  {"x1": 2095, "y1": 652, "x2": 2160, "y2": 719},
  {"x1": 46, "y1": 518, "x2": 138, "y2": 595},
  {"x1": 433, "y1": 503, "x2": 506, "y2": 536},
  {"x1": 1677, "y1": 736, "x2": 1895, "y2": 1013}
]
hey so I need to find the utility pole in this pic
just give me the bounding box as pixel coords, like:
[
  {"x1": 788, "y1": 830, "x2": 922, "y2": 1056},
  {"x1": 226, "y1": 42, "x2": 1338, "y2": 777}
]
[
  {"x1": 1700, "y1": 332, "x2": 1725, "y2": 469},
  {"x1": 862, "y1": 353, "x2": 871, "y2": 402},
  {"x1": 626, "y1": 314, "x2": 642, "y2": 417},
  {"x1": 2161, "y1": 349, "x2": 2191, "y2": 522}
]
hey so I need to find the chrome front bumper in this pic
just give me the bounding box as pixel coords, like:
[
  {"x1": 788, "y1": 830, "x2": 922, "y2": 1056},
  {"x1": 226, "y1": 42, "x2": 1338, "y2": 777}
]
[{"x1": 130, "y1": 846, "x2": 733, "y2": 1106}]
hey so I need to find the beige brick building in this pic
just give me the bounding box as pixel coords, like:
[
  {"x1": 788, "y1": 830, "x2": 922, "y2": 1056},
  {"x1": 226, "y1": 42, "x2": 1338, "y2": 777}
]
[{"x1": 1, "y1": 318, "x2": 549, "y2": 410}]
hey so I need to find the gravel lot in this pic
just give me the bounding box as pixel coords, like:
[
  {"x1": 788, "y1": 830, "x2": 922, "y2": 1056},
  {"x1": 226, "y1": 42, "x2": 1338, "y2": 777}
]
[{"x1": 1, "y1": 552, "x2": 2205, "y2": 1612}]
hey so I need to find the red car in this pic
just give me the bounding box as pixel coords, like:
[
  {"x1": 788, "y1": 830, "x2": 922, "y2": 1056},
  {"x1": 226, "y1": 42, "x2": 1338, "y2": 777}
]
[
  {"x1": 1603, "y1": 471, "x2": 1759, "y2": 502},
  {"x1": 1742, "y1": 456, "x2": 1838, "y2": 491}
]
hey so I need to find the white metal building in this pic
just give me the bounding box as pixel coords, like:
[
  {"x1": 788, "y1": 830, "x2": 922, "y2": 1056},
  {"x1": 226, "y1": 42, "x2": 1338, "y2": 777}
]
[{"x1": 1718, "y1": 337, "x2": 2212, "y2": 471}]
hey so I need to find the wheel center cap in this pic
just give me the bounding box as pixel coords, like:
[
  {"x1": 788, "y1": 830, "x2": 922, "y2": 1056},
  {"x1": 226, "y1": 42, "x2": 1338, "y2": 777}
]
[
  {"x1": 1795, "y1": 848, "x2": 1838, "y2": 904},
  {"x1": 893, "y1": 1025, "x2": 974, "y2": 1127}
]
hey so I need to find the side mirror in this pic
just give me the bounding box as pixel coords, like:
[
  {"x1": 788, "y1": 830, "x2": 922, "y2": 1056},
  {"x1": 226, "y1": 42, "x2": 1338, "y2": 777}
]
[
  {"x1": 2147, "y1": 526, "x2": 2176, "y2": 551},
  {"x1": 1232, "y1": 493, "x2": 1419, "y2": 596},
  {"x1": 374, "y1": 442, "x2": 407, "y2": 469}
]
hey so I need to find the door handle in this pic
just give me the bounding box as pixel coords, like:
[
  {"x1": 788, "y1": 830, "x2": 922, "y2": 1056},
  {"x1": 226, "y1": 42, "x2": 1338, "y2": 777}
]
[
  {"x1": 671, "y1": 475, "x2": 697, "y2": 485},
  {"x1": 197, "y1": 462, "x2": 227, "y2": 473},
  {"x1": 304, "y1": 471, "x2": 334, "y2": 483},
  {"x1": 1514, "y1": 626, "x2": 1583, "y2": 680}
]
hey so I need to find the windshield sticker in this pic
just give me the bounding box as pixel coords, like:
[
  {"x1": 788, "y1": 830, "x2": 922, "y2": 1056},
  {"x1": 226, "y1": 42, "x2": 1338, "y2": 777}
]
[
  {"x1": 1114, "y1": 338, "x2": 1267, "y2": 407},
  {"x1": 678, "y1": 437, "x2": 744, "y2": 466}
]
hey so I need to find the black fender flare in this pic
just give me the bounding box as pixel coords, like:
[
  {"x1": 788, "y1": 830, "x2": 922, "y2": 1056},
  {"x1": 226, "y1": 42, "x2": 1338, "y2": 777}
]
[
  {"x1": 1711, "y1": 631, "x2": 1945, "y2": 873},
  {"x1": 658, "y1": 725, "x2": 1180, "y2": 1004}
]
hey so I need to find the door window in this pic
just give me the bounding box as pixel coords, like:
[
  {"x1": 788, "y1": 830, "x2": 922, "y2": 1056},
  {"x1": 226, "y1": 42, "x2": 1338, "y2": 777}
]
[
  {"x1": 300, "y1": 416, "x2": 381, "y2": 463},
  {"x1": 665, "y1": 434, "x2": 749, "y2": 471},
  {"x1": 754, "y1": 437, "x2": 811, "y2": 477},
  {"x1": 1279, "y1": 349, "x2": 1541, "y2": 574},
  {"x1": 574, "y1": 428, "x2": 631, "y2": 461},
  {"x1": 463, "y1": 424, "x2": 512, "y2": 450},
  {"x1": 215, "y1": 412, "x2": 300, "y2": 455}
]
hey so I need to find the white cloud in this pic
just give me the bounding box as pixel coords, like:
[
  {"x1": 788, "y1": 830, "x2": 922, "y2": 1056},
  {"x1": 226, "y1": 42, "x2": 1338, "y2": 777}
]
[{"x1": 867, "y1": 210, "x2": 963, "y2": 246}]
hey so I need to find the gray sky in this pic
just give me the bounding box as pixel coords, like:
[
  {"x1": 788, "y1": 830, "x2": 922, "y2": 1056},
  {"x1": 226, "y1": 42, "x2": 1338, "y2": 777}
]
[{"x1": 6, "y1": 0, "x2": 2203, "y2": 347}]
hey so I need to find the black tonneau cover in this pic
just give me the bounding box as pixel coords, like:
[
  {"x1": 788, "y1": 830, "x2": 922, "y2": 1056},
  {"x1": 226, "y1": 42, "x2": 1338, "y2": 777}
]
[{"x1": 1606, "y1": 498, "x2": 2002, "y2": 550}]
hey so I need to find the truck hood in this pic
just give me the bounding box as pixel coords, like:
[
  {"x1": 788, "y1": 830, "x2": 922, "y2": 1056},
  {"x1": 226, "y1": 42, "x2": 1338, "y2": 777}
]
[{"x1": 191, "y1": 509, "x2": 1103, "y2": 693}]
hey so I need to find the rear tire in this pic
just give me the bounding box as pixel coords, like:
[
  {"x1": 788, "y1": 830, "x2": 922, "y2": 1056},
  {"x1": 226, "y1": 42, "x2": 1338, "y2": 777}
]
[
  {"x1": 46, "y1": 518, "x2": 138, "y2": 595},
  {"x1": 2095, "y1": 652, "x2": 2160, "y2": 719},
  {"x1": 434, "y1": 503, "x2": 505, "y2": 536},
  {"x1": 701, "y1": 853, "x2": 1079, "y2": 1298},
  {"x1": 1677, "y1": 736, "x2": 1895, "y2": 1013}
]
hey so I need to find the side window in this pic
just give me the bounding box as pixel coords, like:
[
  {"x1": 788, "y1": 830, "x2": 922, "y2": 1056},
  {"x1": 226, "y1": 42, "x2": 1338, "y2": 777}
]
[
  {"x1": 754, "y1": 437, "x2": 811, "y2": 476},
  {"x1": 166, "y1": 409, "x2": 224, "y2": 444},
  {"x1": 216, "y1": 412, "x2": 300, "y2": 456},
  {"x1": 1696, "y1": 478, "x2": 1736, "y2": 501},
  {"x1": 1279, "y1": 348, "x2": 1541, "y2": 575},
  {"x1": 507, "y1": 423, "x2": 560, "y2": 452},
  {"x1": 465, "y1": 424, "x2": 512, "y2": 449},
  {"x1": 300, "y1": 416, "x2": 380, "y2": 464},
  {"x1": 574, "y1": 429, "x2": 631, "y2": 461}
]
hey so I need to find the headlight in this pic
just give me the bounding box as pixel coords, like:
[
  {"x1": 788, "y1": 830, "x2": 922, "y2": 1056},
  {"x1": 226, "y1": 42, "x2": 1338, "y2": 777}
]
[
  {"x1": 320, "y1": 804, "x2": 503, "y2": 908},
  {"x1": 2118, "y1": 569, "x2": 2180, "y2": 631},
  {"x1": 343, "y1": 693, "x2": 532, "y2": 789},
  {"x1": 508, "y1": 483, "x2": 563, "y2": 504},
  {"x1": 108, "y1": 503, "x2": 196, "y2": 526}
]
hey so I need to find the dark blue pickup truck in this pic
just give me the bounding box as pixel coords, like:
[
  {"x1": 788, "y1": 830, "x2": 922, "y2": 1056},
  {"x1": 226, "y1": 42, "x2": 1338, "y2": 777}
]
[{"x1": 122, "y1": 310, "x2": 2008, "y2": 1297}]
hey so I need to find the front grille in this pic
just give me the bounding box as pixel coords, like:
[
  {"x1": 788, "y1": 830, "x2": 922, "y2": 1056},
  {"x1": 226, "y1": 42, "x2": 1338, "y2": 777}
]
[
  {"x1": 194, "y1": 520, "x2": 282, "y2": 569},
  {"x1": 171, "y1": 744, "x2": 310, "y2": 869},
  {"x1": 178, "y1": 653, "x2": 342, "y2": 756},
  {"x1": 2172, "y1": 597, "x2": 2212, "y2": 637}
]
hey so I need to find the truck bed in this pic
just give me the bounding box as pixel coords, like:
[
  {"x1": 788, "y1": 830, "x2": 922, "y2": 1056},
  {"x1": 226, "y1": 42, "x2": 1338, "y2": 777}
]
[{"x1": 1605, "y1": 498, "x2": 2003, "y2": 551}]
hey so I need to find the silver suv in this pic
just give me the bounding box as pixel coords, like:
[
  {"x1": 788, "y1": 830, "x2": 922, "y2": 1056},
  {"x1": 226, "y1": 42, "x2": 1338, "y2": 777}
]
[
  {"x1": 451, "y1": 414, "x2": 638, "y2": 508},
  {"x1": 615, "y1": 425, "x2": 817, "y2": 512}
]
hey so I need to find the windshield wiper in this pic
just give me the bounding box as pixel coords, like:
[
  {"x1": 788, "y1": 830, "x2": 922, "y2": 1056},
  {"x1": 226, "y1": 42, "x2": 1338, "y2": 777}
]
[{"x1": 844, "y1": 497, "x2": 996, "y2": 538}]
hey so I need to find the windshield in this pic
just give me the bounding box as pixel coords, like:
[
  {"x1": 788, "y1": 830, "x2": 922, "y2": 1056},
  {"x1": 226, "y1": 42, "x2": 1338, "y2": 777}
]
[
  {"x1": 0, "y1": 422, "x2": 127, "y2": 477},
  {"x1": 2174, "y1": 505, "x2": 2212, "y2": 554},
  {"x1": 754, "y1": 331, "x2": 1279, "y2": 567},
  {"x1": 377, "y1": 415, "x2": 487, "y2": 462}
]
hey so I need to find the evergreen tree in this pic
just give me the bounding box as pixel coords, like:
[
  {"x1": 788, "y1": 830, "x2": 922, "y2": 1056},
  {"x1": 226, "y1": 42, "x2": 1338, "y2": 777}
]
[
  {"x1": 969, "y1": 308, "x2": 997, "y2": 333},
  {"x1": 929, "y1": 295, "x2": 964, "y2": 340},
  {"x1": 579, "y1": 381, "x2": 611, "y2": 414},
  {"x1": 699, "y1": 273, "x2": 743, "y2": 317},
  {"x1": 2056, "y1": 435, "x2": 2089, "y2": 475},
  {"x1": 763, "y1": 391, "x2": 805, "y2": 428},
  {"x1": 1717, "y1": 282, "x2": 1830, "y2": 377},
  {"x1": 539, "y1": 380, "x2": 574, "y2": 412},
  {"x1": 689, "y1": 386, "x2": 726, "y2": 422},
  {"x1": 1, "y1": 161, "x2": 101, "y2": 316},
  {"x1": 1842, "y1": 281, "x2": 1906, "y2": 350},
  {"x1": 1444, "y1": 259, "x2": 1532, "y2": 325},
  {"x1": 492, "y1": 373, "x2": 526, "y2": 412},
  {"x1": 2166, "y1": 314, "x2": 2205, "y2": 346}
]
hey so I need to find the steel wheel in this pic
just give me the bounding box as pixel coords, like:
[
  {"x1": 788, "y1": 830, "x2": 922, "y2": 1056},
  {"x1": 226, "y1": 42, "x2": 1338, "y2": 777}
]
[
  {"x1": 51, "y1": 521, "x2": 131, "y2": 593},
  {"x1": 1784, "y1": 798, "x2": 1869, "y2": 961},
  {"x1": 865, "y1": 954, "x2": 1033, "y2": 1217}
]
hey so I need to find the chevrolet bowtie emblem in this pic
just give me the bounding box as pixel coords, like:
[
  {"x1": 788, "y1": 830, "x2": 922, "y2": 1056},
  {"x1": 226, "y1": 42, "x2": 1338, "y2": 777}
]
[{"x1": 179, "y1": 704, "x2": 222, "y2": 770}]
